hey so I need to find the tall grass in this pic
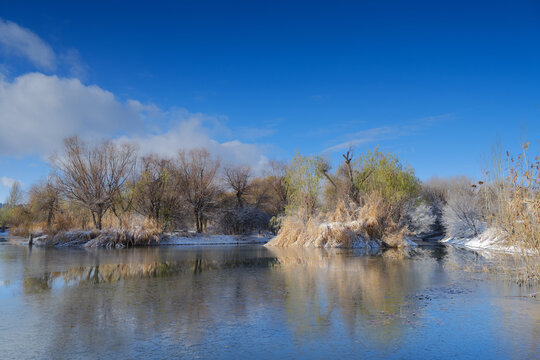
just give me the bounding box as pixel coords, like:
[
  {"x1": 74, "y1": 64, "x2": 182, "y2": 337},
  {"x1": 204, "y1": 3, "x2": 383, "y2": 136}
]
[
  {"x1": 483, "y1": 142, "x2": 540, "y2": 284},
  {"x1": 266, "y1": 193, "x2": 410, "y2": 248}
]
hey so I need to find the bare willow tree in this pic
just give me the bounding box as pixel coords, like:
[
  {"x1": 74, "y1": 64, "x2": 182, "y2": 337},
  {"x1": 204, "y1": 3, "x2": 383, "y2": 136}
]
[
  {"x1": 54, "y1": 136, "x2": 137, "y2": 230},
  {"x1": 28, "y1": 176, "x2": 60, "y2": 229},
  {"x1": 178, "y1": 148, "x2": 221, "y2": 233},
  {"x1": 224, "y1": 165, "x2": 252, "y2": 207},
  {"x1": 265, "y1": 160, "x2": 289, "y2": 214}
]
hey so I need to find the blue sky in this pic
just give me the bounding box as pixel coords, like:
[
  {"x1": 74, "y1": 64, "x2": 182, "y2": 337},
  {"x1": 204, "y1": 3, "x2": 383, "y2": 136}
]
[{"x1": 0, "y1": 0, "x2": 539, "y2": 201}]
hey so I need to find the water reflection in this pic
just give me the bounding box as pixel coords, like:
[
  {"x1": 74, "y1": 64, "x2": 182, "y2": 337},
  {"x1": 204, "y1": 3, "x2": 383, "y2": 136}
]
[{"x1": 0, "y1": 244, "x2": 538, "y2": 359}]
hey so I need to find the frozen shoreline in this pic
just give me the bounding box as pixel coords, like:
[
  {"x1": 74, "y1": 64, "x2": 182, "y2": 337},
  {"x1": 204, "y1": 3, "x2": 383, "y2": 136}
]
[
  {"x1": 7, "y1": 230, "x2": 273, "y2": 248},
  {"x1": 441, "y1": 228, "x2": 528, "y2": 254}
]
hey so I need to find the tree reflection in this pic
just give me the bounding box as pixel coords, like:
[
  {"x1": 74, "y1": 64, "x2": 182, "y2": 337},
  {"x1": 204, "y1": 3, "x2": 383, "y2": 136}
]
[{"x1": 13, "y1": 245, "x2": 537, "y2": 359}]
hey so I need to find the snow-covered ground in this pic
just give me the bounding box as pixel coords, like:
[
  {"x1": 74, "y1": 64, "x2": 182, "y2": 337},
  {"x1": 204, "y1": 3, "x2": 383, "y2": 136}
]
[
  {"x1": 161, "y1": 234, "x2": 272, "y2": 246},
  {"x1": 442, "y1": 228, "x2": 525, "y2": 254}
]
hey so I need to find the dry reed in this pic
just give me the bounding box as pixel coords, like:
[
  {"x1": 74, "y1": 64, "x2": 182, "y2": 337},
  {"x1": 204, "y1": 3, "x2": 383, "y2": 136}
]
[
  {"x1": 267, "y1": 193, "x2": 412, "y2": 248},
  {"x1": 483, "y1": 142, "x2": 540, "y2": 284}
]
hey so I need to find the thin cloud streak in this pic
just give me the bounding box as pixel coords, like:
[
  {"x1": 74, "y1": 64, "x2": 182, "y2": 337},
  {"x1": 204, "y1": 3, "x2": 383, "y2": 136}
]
[
  {"x1": 323, "y1": 114, "x2": 453, "y2": 153},
  {"x1": 0, "y1": 18, "x2": 56, "y2": 71}
]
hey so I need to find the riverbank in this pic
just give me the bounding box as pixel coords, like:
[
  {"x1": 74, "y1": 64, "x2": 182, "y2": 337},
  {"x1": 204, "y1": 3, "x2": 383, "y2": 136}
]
[{"x1": 8, "y1": 229, "x2": 273, "y2": 248}]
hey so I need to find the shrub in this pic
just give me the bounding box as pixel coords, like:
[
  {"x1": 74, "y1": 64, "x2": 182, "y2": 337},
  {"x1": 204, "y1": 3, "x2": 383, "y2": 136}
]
[
  {"x1": 422, "y1": 176, "x2": 486, "y2": 238},
  {"x1": 442, "y1": 190, "x2": 486, "y2": 238},
  {"x1": 217, "y1": 206, "x2": 270, "y2": 235},
  {"x1": 403, "y1": 200, "x2": 438, "y2": 236}
]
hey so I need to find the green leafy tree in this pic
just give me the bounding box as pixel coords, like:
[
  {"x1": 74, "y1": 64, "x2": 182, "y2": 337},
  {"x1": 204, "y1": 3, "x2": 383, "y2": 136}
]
[{"x1": 354, "y1": 147, "x2": 419, "y2": 203}]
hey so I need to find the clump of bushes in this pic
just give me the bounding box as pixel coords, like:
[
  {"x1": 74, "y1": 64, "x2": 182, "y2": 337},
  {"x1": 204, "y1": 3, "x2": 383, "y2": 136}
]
[
  {"x1": 422, "y1": 176, "x2": 486, "y2": 239},
  {"x1": 217, "y1": 206, "x2": 270, "y2": 235},
  {"x1": 267, "y1": 148, "x2": 422, "y2": 248},
  {"x1": 268, "y1": 194, "x2": 415, "y2": 248}
]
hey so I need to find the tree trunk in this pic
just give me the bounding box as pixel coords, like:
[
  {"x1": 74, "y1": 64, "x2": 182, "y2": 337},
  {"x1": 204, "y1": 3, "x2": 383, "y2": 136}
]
[
  {"x1": 91, "y1": 212, "x2": 98, "y2": 229},
  {"x1": 47, "y1": 207, "x2": 54, "y2": 229},
  {"x1": 236, "y1": 192, "x2": 243, "y2": 207},
  {"x1": 111, "y1": 206, "x2": 124, "y2": 229},
  {"x1": 93, "y1": 210, "x2": 103, "y2": 230},
  {"x1": 195, "y1": 210, "x2": 202, "y2": 233}
]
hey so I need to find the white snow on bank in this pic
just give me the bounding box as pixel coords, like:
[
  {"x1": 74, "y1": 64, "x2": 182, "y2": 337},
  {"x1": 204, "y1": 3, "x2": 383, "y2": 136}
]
[
  {"x1": 162, "y1": 234, "x2": 272, "y2": 246},
  {"x1": 442, "y1": 228, "x2": 525, "y2": 254}
]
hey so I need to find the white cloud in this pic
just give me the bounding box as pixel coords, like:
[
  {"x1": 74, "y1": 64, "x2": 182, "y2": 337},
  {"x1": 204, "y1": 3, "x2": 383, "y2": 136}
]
[
  {"x1": 0, "y1": 18, "x2": 56, "y2": 71},
  {"x1": 116, "y1": 115, "x2": 269, "y2": 173},
  {"x1": 0, "y1": 176, "x2": 17, "y2": 188},
  {"x1": 0, "y1": 73, "x2": 146, "y2": 157},
  {"x1": 59, "y1": 48, "x2": 89, "y2": 80},
  {"x1": 0, "y1": 72, "x2": 268, "y2": 172}
]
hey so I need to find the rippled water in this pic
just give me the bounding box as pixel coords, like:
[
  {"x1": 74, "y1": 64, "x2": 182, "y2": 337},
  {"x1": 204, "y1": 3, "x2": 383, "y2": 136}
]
[{"x1": 0, "y1": 239, "x2": 538, "y2": 359}]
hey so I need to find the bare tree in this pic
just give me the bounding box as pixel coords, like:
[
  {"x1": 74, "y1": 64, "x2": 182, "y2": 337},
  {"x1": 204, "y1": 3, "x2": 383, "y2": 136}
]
[
  {"x1": 178, "y1": 148, "x2": 221, "y2": 233},
  {"x1": 265, "y1": 160, "x2": 289, "y2": 214},
  {"x1": 54, "y1": 136, "x2": 137, "y2": 230},
  {"x1": 110, "y1": 178, "x2": 136, "y2": 229},
  {"x1": 340, "y1": 148, "x2": 373, "y2": 202},
  {"x1": 316, "y1": 159, "x2": 337, "y2": 189},
  {"x1": 134, "y1": 154, "x2": 182, "y2": 230},
  {"x1": 224, "y1": 165, "x2": 252, "y2": 207},
  {"x1": 6, "y1": 181, "x2": 24, "y2": 207},
  {"x1": 28, "y1": 177, "x2": 60, "y2": 229}
]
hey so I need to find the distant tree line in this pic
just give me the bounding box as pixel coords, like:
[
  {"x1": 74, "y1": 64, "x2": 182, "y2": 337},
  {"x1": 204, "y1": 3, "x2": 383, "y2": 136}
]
[{"x1": 0, "y1": 136, "x2": 288, "y2": 235}]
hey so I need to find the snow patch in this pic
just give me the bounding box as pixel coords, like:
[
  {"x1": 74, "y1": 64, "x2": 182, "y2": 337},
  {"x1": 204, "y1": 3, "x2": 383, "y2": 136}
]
[{"x1": 442, "y1": 227, "x2": 523, "y2": 254}]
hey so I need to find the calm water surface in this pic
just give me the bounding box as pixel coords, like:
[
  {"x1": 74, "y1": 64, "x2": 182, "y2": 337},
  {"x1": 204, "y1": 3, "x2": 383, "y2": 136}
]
[{"x1": 0, "y1": 238, "x2": 538, "y2": 359}]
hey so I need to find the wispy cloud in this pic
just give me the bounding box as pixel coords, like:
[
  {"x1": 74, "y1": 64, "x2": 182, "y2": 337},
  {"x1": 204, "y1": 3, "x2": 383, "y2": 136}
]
[
  {"x1": 0, "y1": 18, "x2": 56, "y2": 71},
  {"x1": 323, "y1": 114, "x2": 453, "y2": 153},
  {"x1": 59, "y1": 48, "x2": 89, "y2": 80},
  {"x1": 0, "y1": 176, "x2": 18, "y2": 188}
]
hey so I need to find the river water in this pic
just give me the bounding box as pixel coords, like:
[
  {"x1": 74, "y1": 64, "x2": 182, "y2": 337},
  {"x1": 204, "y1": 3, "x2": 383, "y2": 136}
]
[{"x1": 0, "y1": 239, "x2": 538, "y2": 359}]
